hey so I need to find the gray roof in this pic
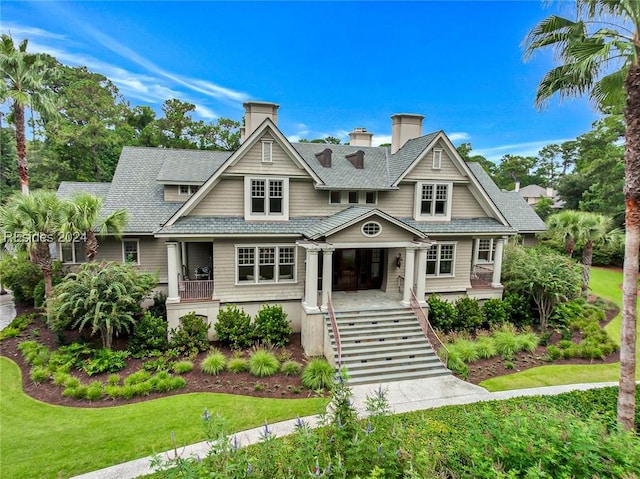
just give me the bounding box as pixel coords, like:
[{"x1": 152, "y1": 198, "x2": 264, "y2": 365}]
[
  {"x1": 156, "y1": 216, "x2": 322, "y2": 236},
  {"x1": 156, "y1": 149, "x2": 232, "y2": 183},
  {"x1": 466, "y1": 162, "x2": 546, "y2": 233},
  {"x1": 100, "y1": 147, "x2": 183, "y2": 233},
  {"x1": 387, "y1": 132, "x2": 440, "y2": 182},
  {"x1": 518, "y1": 184, "x2": 548, "y2": 197},
  {"x1": 57, "y1": 181, "x2": 111, "y2": 199},
  {"x1": 402, "y1": 217, "x2": 515, "y2": 235}
]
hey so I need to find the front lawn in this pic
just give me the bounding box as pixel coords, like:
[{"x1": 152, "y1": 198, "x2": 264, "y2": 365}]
[{"x1": 0, "y1": 357, "x2": 328, "y2": 479}]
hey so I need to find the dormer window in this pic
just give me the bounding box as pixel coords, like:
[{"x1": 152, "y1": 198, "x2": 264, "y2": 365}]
[
  {"x1": 178, "y1": 185, "x2": 199, "y2": 195},
  {"x1": 261, "y1": 140, "x2": 273, "y2": 163},
  {"x1": 415, "y1": 182, "x2": 452, "y2": 221},
  {"x1": 433, "y1": 149, "x2": 442, "y2": 169},
  {"x1": 245, "y1": 177, "x2": 289, "y2": 220}
]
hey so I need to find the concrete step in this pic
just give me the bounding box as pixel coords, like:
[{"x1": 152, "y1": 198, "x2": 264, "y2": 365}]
[
  {"x1": 347, "y1": 368, "x2": 451, "y2": 384},
  {"x1": 343, "y1": 357, "x2": 444, "y2": 373},
  {"x1": 337, "y1": 340, "x2": 435, "y2": 357},
  {"x1": 337, "y1": 325, "x2": 421, "y2": 338},
  {"x1": 338, "y1": 347, "x2": 436, "y2": 363}
]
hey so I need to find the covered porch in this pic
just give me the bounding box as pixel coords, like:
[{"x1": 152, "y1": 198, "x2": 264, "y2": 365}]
[{"x1": 166, "y1": 240, "x2": 215, "y2": 303}]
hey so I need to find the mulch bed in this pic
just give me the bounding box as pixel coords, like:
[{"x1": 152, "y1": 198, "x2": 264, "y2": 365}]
[{"x1": 0, "y1": 298, "x2": 621, "y2": 408}]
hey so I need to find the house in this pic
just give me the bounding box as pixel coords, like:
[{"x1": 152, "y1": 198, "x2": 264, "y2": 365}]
[
  {"x1": 515, "y1": 183, "x2": 565, "y2": 210},
  {"x1": 57, "y1": 101, "x2": 545, "y2": 372}
]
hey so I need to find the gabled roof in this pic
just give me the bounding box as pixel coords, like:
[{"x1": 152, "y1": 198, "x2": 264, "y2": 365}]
[
  {"x1": 57, "y1": 181, "x2": 111, "y2": 199},
  {"x1": 388, "y1": 131, "x2": 440, "y2": 184},
  {"x1": 156, "y1": 149, "x2": 231, "y2": 184},
  {"x1": 303, "y1": 206, "x2": 426, "y2": 240},
  {"x1": 155, "y1": 216, "x2": 322, "y2": 237},
  {"x1": 466, "y1": 162, "x2": 546, "y2": 233},
  {"x1": 518, "y1": 184, "x2": 549, "y2": 197},
  {"x1": 100, "y1": 147, "x2": 183, "y2": 233}
]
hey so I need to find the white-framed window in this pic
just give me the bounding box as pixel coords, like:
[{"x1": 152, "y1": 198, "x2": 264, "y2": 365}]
[
  {"x1": 60, "y1": 241, "x2": 87, "y2": 264},
  {"x1": 475, "y1": 238, "x2": 496, "y2": 264},
  {"x1": 236, "y1": 245, "x2": 296, "y2": 283},
  {"x1": 329, "y1": 191, "x2": 341, "y2": 204},
  {"x1": 348, "y1": 191, "x2": 359, "y2": 204},
  {"x1": 244, "y1": 177, "x2": 289, "y2": 220},
  {"x1": 414, "y1": 182, "x2": 452, "y2": 221},
  {"x1": 365, "y1": 191, "x2": 377, "y2": 204},
  {"x1": 432, "y1": 149, "x2": 442, "y2": 169},
  {"x1": 261, "y1": 140, "x2": 273, "y2": 163},
  {"x1": 122, "y1": 239, "x2": 140, "y2": 265},
  {"x1": 178, "y1": 185, "x2": 199, "y2": 195},
  {"x1": 426, "y1": 243, "x2": 456, "y2": 277},
  {"x1": 361, "y1": 221, "x2": 382, "y2": 237}
]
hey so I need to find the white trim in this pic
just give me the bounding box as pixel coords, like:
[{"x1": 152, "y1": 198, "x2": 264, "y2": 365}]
[
  {"x1": 425, "y1": 242, "x2": 457, "y2": 278},
  {"x1": 178, "y1": 184, "x2": 199, "y2": 196},
  {"x1": 364, "y1": 191, "x2": 377, "y2": 205},
  {"x1": 414, "y1": 181, "x2": 453, "y2": 221},
  {"x1": 244, "y1": 176, "x2": 290, "y2": 221},
  {"x1": 474, "y1": 238, "x2": 495, "y2": 264},
  {"x1": 122, "y1": 238, "x2": 141, "y2": 265},
  {"x1": 432, "y1": 149, "x2": 442, "y2": 169},
  {"x1": 59, "y1": 240, "x2": 88, "y2": 264},
  {"x1": 361, "y1": 221, "x2": 382, "y2": 238},
  {"x1": 261, "y1": 140, "x2": 273, "y2": 163},
  {"x1": 234, "y1": 244, "x2": 297, "y2": 285},
  {"x1": 329, "y1": 191, "x2": 341, "y2": 205}
]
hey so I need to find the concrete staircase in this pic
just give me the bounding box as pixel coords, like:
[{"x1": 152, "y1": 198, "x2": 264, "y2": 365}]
[{"x1": 325, "y1": 307, "x2": 451, "y2": 385}]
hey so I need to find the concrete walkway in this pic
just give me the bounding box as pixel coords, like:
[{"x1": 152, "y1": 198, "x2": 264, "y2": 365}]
[
  {"x1": 70, "y1": 377, "x2": 620, "y2": 479},
  {"x1": 0, "y1": 291, "x2": 17, "y2": 330}
]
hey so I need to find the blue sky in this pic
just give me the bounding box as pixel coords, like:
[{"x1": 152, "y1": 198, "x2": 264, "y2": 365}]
[{"x1": 2, "y1": 1, "x2": 601, "y2": 161}]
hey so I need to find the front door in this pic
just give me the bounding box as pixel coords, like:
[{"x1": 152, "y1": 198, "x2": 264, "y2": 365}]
[{"x1": 333, "y1": 249, "x2": 384, "y2": 291}]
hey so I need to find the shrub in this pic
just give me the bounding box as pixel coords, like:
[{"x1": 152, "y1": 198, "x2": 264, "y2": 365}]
[
  {"x1": 227, "y1": 357, "x2": 249, "y2": 373},
  {"x1": 107, "y1": 374, "x2": 121, "y2": 386},
  {"x1": 147, "y1": 291, "x2": 167, "y2": 320},
  {"x1": 52, "y1": 371, "x2": 71, "y2": 386},
  {"x1": 0, "y1": 252, "x2": 42, "y2": 305},
  {"x1": 475, "y1": 336, "x2": 497, "y2": 359},
  {"x1": 254, "y1": 304, "x2": 292, "y2": 347},
  {"x1": 124, "y1": 370, "x2": 151, "y2": 386},
  {"x1": 0, "y1": 312, "x2": 36, "y2": 341},
  {"x1": 173, "y1": 360, "x2": 194, "y2": 374},
  {"x1": 248, "y1": 349, "x2": 280, "y2": 377},
  {"x1": 169, "y1": 312, "x2": 210, "y2": 356},
  {"x1": 502, "y1": 292, "x2": 534, "y2": 327},
  {"x1": 128, "y1": 312, "x2": 169, "y2": 356},
  {"x1": 85, "y1": 382, "x2": 103, "y2": 401},
  {"x1": 427, "y1": 295, "x2": 457, "y2": 332},
  {"x1": 482, "y1": 298, "x2": 508, "y2": 328},
  {"x1": 546, "y1": 345, "x2": 563, "y2": 360},
  {"x1": 133, "y1": 381, "x2": 153, "y2": 396},
  {"x1": 30, "y1": 366, "x2": 50, "y2": 384},
  {"x1": 445, "y1": 350, "x2": 469, "y2": 378},
  {"x1": 214, "y1": 304, "x2": 255, "y2": 349},
  {"x1": 18, "y1": 340, "x2": 50, "y2": 366},
  {"x1": 493, "y1": 328, "x2": 519, "y2": 360},
  {"x1": 454, "y1": 297, "x2": 483, "y2": 332},
  {"x1": 301, "y1": 358, "x2": 335, "y2": 390},
  {"x1": 200, "y1": 349, "x2": 227, "y2": 375},
  {"x1": 0, "y1": 327, "x2": 20, "y2": 340},
  {"x1": 281, "y1": 360, "x2": 302, "y2": 376},
  {"x1": 516, "y1": 332, "x2": 540, "y2": 353},
  {"x1": 449, "y1": 339, "x2": 478, "y2": 363},
  {"x1": 81, "y1": 349, "x2": 129, "y2": 376}
]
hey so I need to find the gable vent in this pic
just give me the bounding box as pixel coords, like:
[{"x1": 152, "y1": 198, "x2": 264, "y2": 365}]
[
  {"x1": 346, "y1": 150, "x2": 365, "y2": 169},
  {"x1": 315, "y1": 148, "x2": 332, "y2": 168}
]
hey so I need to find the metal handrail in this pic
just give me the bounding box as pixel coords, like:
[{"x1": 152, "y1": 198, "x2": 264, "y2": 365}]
[
  {"x1": 327, "y1": 292, "x2": 342, "y2": 368},
  {"x1": 409, "y1": 288, "x2": 449, "y2": 368}
]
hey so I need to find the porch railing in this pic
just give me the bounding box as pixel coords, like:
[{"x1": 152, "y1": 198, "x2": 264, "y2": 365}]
[
  {"x1": 470, "y1": 265, "x2": 493, "y2": 288},
  {"x1": 327, "y1": 292, "x2": 342, "y2": 368},
  {"x1": 409, "y1": 288, "x2": 449, "y2": 368},
  {"x1": 178, "y1": 280, "x2": 214, "y2": 302}
]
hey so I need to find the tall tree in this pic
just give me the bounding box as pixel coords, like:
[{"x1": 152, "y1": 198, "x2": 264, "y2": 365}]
[
  {"x1": 60, "y1": 192, "x2": 128, "y2": 261},
  {"x1": 524, "y1": 0, "x2": 640, "y2": 430},
  {"x1": 0, "y1": 35, "x2": 58, "y2": 194},
  {"x1": 0, "y1": 190, "x2": 63, "y2": 298}
]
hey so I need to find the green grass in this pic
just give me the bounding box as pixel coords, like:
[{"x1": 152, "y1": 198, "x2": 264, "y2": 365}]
[
  {"x1": 0, "y1": 357, "x2": 328, "y2": 479},
  {"x1": 481, "y1": 267, "x2": 639, "y2": 391}
]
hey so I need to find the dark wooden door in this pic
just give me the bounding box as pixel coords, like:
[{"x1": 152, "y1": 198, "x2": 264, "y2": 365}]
[{"x1": 333, "y1": 249, "x2": 384, "y2": 291}]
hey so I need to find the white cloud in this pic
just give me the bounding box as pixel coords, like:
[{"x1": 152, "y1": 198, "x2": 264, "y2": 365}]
[
  {"x1": 447, "y1": 132, "x2": 471, "y2": 142},
  {"x1": 372, "y1": 134, "x2": 392, "y2": 147},
  {"x1": 475, "y1": 138, "x2": 573, "y2": 162}
]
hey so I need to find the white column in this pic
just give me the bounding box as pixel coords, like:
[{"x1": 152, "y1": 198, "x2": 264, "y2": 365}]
[
  {"x1": 304, "y1": 247, "x2": 320, "y2": 310},
  {"x1": 321, "y1": 247, "x2": 334, "y2": 309},
  {"x1": 415, "y1": 247, "x2": 427, "y2": 303},
  {"x1": 402, "y1": 246, "x2": 417, "y2": 304},
  {"x1": 491, "y1": 237, "x2": 506, "y2": 287},
  {"x1": 180, "y1": 242, "x2": 188, "y2": 280},
  {"x1": 166, "y1": 241, "x2": 180, "y2": 302}
]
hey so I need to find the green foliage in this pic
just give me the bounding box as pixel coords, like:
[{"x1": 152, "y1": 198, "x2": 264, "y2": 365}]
[
  {"x1": 47, "y1": 261, "x2": 157, "y2": 349},
  {"x1": 214, "y1": 304, "x2": 255, "y2": 349},
  {"x1": 502, "y1": 292, "x2": 534, "y2": 327},
  {"x1": 18, "y1": 340, "x2": 50, "y2": 366},
  {"x1": 200, "y1": 350, "x2": 227, "y2": 375},
  {"x1": 226, "y1": 357, "x2": 249, "y2": 373},
  {"x1": 30, "y1": 366, "x2": 50, "y2": 384},
  {"x1": 448, "y1": 339, "x2": 478, "y2": 363},
  {"x1": 493, "y1": 328, "x2": 520, "y2": 360},
  {"x1": 172, "y1": 360, "x2": 194, "y2": 374},
  {"x1": 169, "y1": 312, "x2": 210, "y2": 356},
  {"x1": 128, "y1": 311, "x2": 168, "y2": 356},
  {"x1": 300, "y1": 358, "x2": 335, "y2": 390},
  {"x1": 146, "y1": 291, "x2": 167, "y2": 320},
  {"x1": 0, "y1": 312, "x2": 36, "y2": 340},
  {"x1": 516, "y1": 332, "x2": 540, "y2": 353},
  {"x1": 427, "y1": 295, "x2": 457, "y2": 332},
  {"x1": 0, "y1": 252, "x2": 42, "y2": 305},
  {"x1": 280, "y1": 360, "x2": 302, "y2": 376},
  {"x1": 475, "y1": 336, "x2": 497, "y2": 359},
  {"x1": 481, "y1": 298, "x2": 508, "y2": 329},
  {"x1": 80, "y1": 348, "x2": 129, "y2": 375},
  {"x1": 254, "y1": 304, "x2": 292, "y2": 347},
  {"x1": 248, "y1": 349, "x2": 280, "y2": 377},
  {"x1": 454, "y1": 297, "x2": 483, "y2": 332}
]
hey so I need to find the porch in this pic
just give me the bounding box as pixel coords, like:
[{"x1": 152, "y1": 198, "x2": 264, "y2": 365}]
[{"x1": 167, "y1": 240, "x2": 215, "y2": 303}]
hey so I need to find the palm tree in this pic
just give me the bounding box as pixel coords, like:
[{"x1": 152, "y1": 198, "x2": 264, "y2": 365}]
[
  {"x1": 524, "y1": 1, "x2": 639, "y2": 430},
  {"x1": 0, "y1": 34, "x2": 58, "y2": 195},
  {"x1": 61, "y1": 192, "x2": 128, "y2": 261},
  {"x1": 547, "y1": 210, "x2": 620, "y2": 294},
  {"x1": 0, "y1": 190, "x2": 63, "y2": 298}
]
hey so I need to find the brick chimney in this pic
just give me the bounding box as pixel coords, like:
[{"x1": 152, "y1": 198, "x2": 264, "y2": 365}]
[
  {"x1": 390, "y1": 113, "x2": 424, "y2": 154},
  {"x1": 240, "y1": 101, "x2": 279, "y2": 143},
  {"x1": 349, "y1": 127, "x2": 373, "y2": 147}
]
